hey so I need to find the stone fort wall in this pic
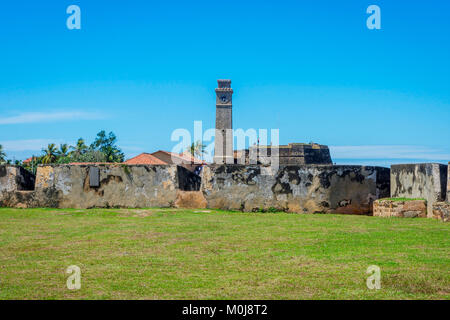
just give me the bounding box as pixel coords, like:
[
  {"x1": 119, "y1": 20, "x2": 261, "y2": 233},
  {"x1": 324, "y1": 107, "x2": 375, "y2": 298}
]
[
  {"x1": 4, "y1": 162, "x2": 448, "y2": 219},
  {"x1": 200, "y1": 164, "x2": 390, "y2": 214},
  {"x1": 390, "y1": 163, "x2": 448, "y2": 217},
  {"x1": 0, "y1": 165, "x2": 35, "y2": 193},
  {"x1": 0, "y1": 164, "x2": 200, "y2": 209},
  {"x1": 0, "y1": 163, "x2": 390, "y2": 214}
]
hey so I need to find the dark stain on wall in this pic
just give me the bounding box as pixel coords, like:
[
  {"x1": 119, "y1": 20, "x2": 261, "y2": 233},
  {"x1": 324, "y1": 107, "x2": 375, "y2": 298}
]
[
  {"x1": 271, "y1": 181, "x2": 292, "y2": 194},
  {"x1": 321, "y1": 201, "x2": 330, "y2": 207},
  {"x1": 319, "y1": 166, "x2": 379, "y2": 189},
  {"x1": 101, "y1": 175, "x2": 123, "y2": 185},
  {"x1": 318, "y1": 171, "x2": 333, "y2": 188},
  {"x1": 438, "y1": 165, "x2": 448, "y2": 201},
  {"x1": 0, "y1": 187, "x2": 61, "y2": 208},
  {"x1": 271, "y1": 166, "x2": 301, "y2": 194},
  {"x1": 0, "y1": 166, "x2": 35, "y2": 191},
  {"x1": 285, "y1": 166, "x2": 302, "y2": 185},
  {"x1": 0, "y1": 166, "x2": 6, "y2": 178},
  {"x1": 16, "y1": 167, "x2": 36, "y2": 191},
  {"x1": 212, "y1": 165, "x2": 261, "y2": 186},
  {"x1": 231, "y1": 167, "x2": 260, "y2": 185},
  {"x1": 376, "y1": 167, "x2": 390, "y2": 198}
]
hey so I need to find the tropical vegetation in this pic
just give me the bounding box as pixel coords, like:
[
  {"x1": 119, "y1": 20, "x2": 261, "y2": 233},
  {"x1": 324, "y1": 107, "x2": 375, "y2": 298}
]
[
  {"x1": 0, "y1": 144, "x2": 6, "y2": 164},
  {"x1": 187, "y1": 140, "x2": 207, "y2": 160},
  {"x1": 11, "y1": 130, "x2": 125, "y2": 173}
]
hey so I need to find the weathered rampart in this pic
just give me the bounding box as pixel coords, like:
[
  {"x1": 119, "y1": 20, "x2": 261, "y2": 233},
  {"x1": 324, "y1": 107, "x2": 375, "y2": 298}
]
[
  {"x1": 390, "y1": 163, "x2": 447, "y2": 217},
  {"x1": 0, "y1": 164, "x2": 200, "y2": 209},
  {"x1": 0, "y1": 165, "x2": 35, "y2": 192},
  {"x1": 200, "y1": 164, "x2": 390, "y2": 214}
]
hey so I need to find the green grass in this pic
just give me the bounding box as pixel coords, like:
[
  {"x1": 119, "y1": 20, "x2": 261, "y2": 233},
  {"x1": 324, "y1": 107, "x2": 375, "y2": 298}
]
[
  {"x1": 0, "y1": 208, "x2": 448, "y2": 300},
  {"x1": 382, "y1": 197, "x2": 426, "y2": 202}
]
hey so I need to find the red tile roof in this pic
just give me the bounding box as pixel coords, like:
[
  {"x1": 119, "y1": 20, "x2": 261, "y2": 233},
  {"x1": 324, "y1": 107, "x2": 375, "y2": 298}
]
[
  {"x1": 123, "y1": 153, "x2": 167, "y2": 165},
  {"x1": 23, "y1": 157, "x2": 39, "y2": 164},
  {"x1": 123, "y1": 151, "x2": 206, "y2": 166},
  {"x1": 69, "y1": 162, "x2": 114, "y2": 165},
  {"x1": 151, "y1": 150, "x2": 206, "y2": 165}
]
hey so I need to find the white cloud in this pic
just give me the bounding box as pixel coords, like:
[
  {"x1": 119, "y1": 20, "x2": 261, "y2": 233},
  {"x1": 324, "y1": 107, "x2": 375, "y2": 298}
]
[
  {"x1": 0, "y1": 139, "x2": 65, "y2": 151},
  {"x1": 0, "y1": 111, "x2": 103, "y2": 124},
  {"x1": 330, "y1": 145, "x2": 450, "y2": 160}
]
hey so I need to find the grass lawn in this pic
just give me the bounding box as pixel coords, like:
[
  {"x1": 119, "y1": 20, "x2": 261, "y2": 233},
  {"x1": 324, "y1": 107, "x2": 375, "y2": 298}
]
[{"x1": 0, "y1": 208, "x2": 448, "y2": 300}]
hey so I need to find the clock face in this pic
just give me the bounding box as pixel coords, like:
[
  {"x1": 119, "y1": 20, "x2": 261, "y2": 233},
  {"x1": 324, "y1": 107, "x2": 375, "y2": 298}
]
[{"x1": 220, "y1": 95, "x2": 228, "y2": 103}]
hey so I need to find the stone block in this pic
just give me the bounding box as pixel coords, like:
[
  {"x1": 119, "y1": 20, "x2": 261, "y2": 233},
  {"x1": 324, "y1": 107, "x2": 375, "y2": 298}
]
[
  {"x1": 175, "y1": 191, "x2": 207, "y2": 209},
  {"x1": 373, "y1": 199, "x2": 427, "y2": 218},
  {"x1": 432, "y1": 202, "x2": 450, "y2": 222}
]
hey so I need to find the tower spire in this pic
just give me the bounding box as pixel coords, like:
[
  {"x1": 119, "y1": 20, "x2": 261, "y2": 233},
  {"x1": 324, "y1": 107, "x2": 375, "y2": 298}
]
[{"x1": 213, "y1": 79, "x2": 234, "y2": 164}]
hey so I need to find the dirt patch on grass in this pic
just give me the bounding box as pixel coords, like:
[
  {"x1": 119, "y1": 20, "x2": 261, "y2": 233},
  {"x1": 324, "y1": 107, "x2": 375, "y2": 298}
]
[
  {"x1": 129, "y1": 232, "x2": 166, "y2": 240},
  {"x1": 117, "y1": 208, "x2": 181, "y2": 217},
  {"x1": 117, "y1": 209, "x2": 156, "y2": 217},
  {"x1": 54, "y1": 212, "x2": 73, "y2": 215},
  {"x1": 383, "y1": 273, "x2": 450, "y2": 296}
]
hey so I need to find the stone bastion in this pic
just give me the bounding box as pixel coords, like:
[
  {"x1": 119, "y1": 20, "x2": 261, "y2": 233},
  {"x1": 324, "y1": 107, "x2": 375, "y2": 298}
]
[
  {"x1": 0, "y1": 163, "x2": 390, "y2": 214},
  {"x1": 200, "y1": 164, "x2": 390, "y2": 214},
  {"x1": 390, "y1": 163, "x2": 448, "y2": 217}
]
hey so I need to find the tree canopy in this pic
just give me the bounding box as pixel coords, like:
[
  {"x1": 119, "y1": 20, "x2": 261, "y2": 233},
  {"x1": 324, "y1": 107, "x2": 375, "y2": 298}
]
[
  {"x1": 0, "y1": 144, "x2": 6, "y2": 163},
  {"x1": 187, "y1": 140, "x2": 207, "y2": 160},
  {"x1": 18, "y1": 130, "x2": 124, "y2": 172},
  {"x1": 90, "y1": 131, "x2": 124, "y2": 163}
]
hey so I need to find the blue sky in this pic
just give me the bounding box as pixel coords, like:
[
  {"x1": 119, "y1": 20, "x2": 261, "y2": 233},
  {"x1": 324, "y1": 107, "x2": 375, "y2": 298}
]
[{"x1": 0, "y1": 0, "x2": 449, "y2": 167}]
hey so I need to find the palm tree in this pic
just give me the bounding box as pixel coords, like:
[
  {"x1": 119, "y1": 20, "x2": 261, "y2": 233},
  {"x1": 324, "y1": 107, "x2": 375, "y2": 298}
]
[
  {"x1": 0, "y1": 144, "x2": 6, "y2": 163},
  {"x1": 42, "y1": 143, "x2": 58, "y2": 164},
  {"x1": 58, "y1": 144, "x2": 69, "y2": 158},
  {"x1": 70, "y1": 138, "x2": 88, "y2": 156},
  {"x1": 187, "y1": 140, "x2": 207, "y2": 160}
]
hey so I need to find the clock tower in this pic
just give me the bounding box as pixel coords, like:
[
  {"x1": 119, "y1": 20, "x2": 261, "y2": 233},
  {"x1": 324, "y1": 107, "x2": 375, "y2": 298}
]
[{"x1": 213, "y1": 79, "x2": 234, "y2": 164}]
